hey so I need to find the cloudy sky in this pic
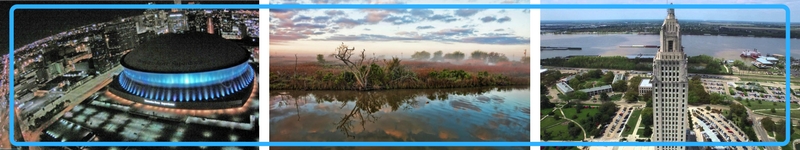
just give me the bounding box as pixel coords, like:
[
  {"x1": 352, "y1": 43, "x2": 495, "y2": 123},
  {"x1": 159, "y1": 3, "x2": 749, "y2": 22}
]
[
  {"x1": 541, "y1": 0, "x2": 793, "y2": 22},
  {"x1": 269, "y1": 0, "x2": 532, "y2": 60}
]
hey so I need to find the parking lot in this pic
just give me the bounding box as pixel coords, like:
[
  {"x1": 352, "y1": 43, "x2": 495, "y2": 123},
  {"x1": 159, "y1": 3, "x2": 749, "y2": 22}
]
[
  {"x1": 701, "y1": 79, "x2": 728, "y2": 95},
  {"x1": 602, "y1": 106, "x2": 637, "y2": 138},
  {"x1": 732, "y1": 85, "x2": 792, "y2": 103},
  {"x1": 691, "y1": 108, "x2": 753, "y2": 150}
]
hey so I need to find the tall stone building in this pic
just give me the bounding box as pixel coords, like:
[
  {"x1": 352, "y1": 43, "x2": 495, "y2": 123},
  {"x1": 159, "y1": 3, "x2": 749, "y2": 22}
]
[{"x1": 652, "y1": 6, "x2": 689, "y2": 150}]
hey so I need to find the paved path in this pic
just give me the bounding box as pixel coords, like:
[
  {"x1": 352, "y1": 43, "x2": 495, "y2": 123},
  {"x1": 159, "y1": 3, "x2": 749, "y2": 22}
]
[
  {"x1": 558, "y1": 107, "x2": 587, "y2": 140},
  {"x1": 629, "y1": 111, "x2": 644, "y2": 139},
  {"x1": 541, "y1": 103, "x2": 588, "y2": 141}
]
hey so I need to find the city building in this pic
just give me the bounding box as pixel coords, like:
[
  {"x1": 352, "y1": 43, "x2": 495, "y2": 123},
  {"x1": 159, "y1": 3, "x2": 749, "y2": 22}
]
[
  {"x1": 612, "y1": 73, "x2": 625, "y2": 84},
  {"x1": 651, "y1": 6, "x2": 689, "y2": 150},
  {"x1": 168, "y1": 11, "x2": 188, "y2": 33},
  {"x1": 578, "y1": 85, "x2": 612, "y2": 97},
  {"x1": 107, "y1": 19, "x2": 139, "y2": 52},
  {"x1": 755, "y1": 57, "x2": 774, "y2": 66},
  {"x1": 540, "y1": 66, "x2": 548, "y2": 73},
  {"x1": 107, "y1": 32, "x2": 255, "y2": 109},
  {"x1": 639, "y1": 79, "x2": 653, "y2": 96},
  {"x1": 556, "y1": 82, "x2": 574, "y2": 94}
]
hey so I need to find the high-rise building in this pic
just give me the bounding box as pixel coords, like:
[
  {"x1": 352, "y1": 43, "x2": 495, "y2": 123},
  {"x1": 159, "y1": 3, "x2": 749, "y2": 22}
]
[
  {"x1": 168, "y1": 11, "x2": 188, "y2": 34},
  {"x1": 107, "y1": 19, "x2": 138, "y2": 51},
  {"x1": 652, "y1": 6, "x2": 689, "y2": 150}
]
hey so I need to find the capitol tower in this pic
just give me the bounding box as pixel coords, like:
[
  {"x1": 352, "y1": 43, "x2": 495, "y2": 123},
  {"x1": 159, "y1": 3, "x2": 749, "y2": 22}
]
[{"x1": 651, "y1": 5, "x2": 689, "y2": 150}]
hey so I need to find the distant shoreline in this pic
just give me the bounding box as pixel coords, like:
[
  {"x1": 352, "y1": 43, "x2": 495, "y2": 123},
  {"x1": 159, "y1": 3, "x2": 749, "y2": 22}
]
[{"x1": 540, "y1": 32, "x2": 799, "y2": 39}]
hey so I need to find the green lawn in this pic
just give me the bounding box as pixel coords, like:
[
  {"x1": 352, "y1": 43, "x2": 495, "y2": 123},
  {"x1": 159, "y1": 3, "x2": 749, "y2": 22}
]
[
  {"x1": 542, "y1": 108, "x2": 555, "y2": 118},
  {"x1": 756, "y1": 109, "x2": 800, "y2": 119},
  {"x1": 621, "y1": 109, "x2": 642, "y2": 136},
  {"x1": 544, "y1": 147, "x2": 580, "y2": 150},
  {"x1": 610, "y1": 94, "x2": 623, "y2": 101},
  {"x1": 790, "y1": 133, "x2": 800, "y2": 150},
  {"x1": 542, "y1": 122, "x2": 584, "y2": 141},
  {"x1": 560, "y1": 108, "x2": 601, "y2": 120},
  {"x1": 636, "y1": 126, "x2": 647, "y2": 137},
  {"x1": 738, "y1": 99, "x2": 800, "y2": 110},
  {"x1": 541, "y1": 107, "x2": 598, "y2": 141},
  {"x1": 780, "y1": 132, "x2": 799, "y2": 150},
  {"x1": 541, "y1": 117, "x2": 562, "y2": 128}
]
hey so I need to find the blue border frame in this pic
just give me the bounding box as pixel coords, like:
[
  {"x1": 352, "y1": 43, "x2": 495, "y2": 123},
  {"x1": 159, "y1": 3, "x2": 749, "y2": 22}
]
[{"x1": 8, "y1": 4, "x2": 792, "y2": 147}]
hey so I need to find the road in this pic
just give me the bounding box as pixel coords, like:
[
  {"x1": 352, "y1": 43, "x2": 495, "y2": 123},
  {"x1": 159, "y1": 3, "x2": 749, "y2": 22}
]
[
  {"x1": 547, "y1": 66, "x2": 800, "y2": 86},
  {"x1": 749, "y1": 106, "x2": 781, "y2": 150},
  {"x1": 16, "y1": 66, "x2": 122, "y2": 147}
]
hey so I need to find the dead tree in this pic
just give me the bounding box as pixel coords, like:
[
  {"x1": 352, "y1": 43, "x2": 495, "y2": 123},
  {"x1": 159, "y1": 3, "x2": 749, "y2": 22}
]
[{"x1": 334, "y1": 42, "x2": 375, "y2": 90}]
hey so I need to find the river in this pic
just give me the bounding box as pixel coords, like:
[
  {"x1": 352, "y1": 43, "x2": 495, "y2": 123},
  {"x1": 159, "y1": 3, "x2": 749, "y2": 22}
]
[
  {"x1": 269, "y1": 86, "x2": 530, "y2": 144},
  {"x1": 541, "y1": 34, "x2": 800, "y2": 60}
]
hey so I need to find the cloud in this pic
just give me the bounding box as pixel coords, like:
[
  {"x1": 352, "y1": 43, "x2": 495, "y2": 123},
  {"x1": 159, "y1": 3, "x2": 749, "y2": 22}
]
[
  {"x1": 293, "y1": 23, "x2": 327, "y2": 29},
  {"x1": 497, "y1": 16, "x2": 511, "y2": 23},
  {"x1": 431, "y1": 28, "x2": 475, "y2": 36},
  {"x1": 383, "y1": 15, "x2": 418, "y2": 25},
  {"x1": 416, "y1": 26, "x2": 435, "y2": 30},
  {"x1": 480, "y1": 16, "x2": 497, "y2": 23},
  {"x1": 269, "y1": 6, "x2": 529, "y2": 45},
  {"x1": 334, "y1": 18, "x2": 366, "y2": 28},
  {"x1": 313, "y1": 16, "x2": 331, "y2": 23},
  {"x1": 395, "y1": 31, "x2": 419, "y2": 36},
  {"x1": 455, "y1": 9, "x2": 483, "y2": 17},
  {"x1": 427, "y1": 14, "x2": 458, "y2": 22},
  {"x1": 271, "y1": 10, "x2": 298, "y2": 21},
  {"x1": 311, "y1": 0, "x2": 352, "y2": 4},
  {"x1": 367, "y1": 0, "x2": 401, "y2": 4},
  {"x1": 325, "y1": 10, "x2": 345, "y2": 16},
  {"x1": 365, "y1": 11, "x2": 391, "y2": 24},
  {"x1": 270, "y1": 30, "x2": 311, "y2": 44},
  {"x1": 501, "y1": 0, "x2": 517, "y2": 3},
  {"x1": 461, "y1": 37, "x2": 530, "y2": 45},
  {"x1": 410, "y1": 9, "x2": 434, "y2": 17},
  {"x1": 317, "y1": 34, "x2": 431, "y2": 42},
  {"x1": 293, "y1": 15, "x2": 313, "y2": 22}
]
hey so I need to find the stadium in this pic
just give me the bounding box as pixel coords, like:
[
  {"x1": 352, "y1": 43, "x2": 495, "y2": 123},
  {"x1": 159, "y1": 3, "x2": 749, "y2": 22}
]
[{"x1": 106, "y1": 32, "x2": 256, "y2": 109}]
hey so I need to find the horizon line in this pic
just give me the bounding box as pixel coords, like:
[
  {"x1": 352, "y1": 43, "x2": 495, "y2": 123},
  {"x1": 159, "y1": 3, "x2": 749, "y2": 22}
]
[{"x1": 541, "y1": 19, "x2": 795, "y2": 24}]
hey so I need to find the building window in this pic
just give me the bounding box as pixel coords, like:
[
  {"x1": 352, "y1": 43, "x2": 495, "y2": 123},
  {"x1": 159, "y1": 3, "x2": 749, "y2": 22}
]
[{"x1": 667, "y1": 40, "x2": 674, "y2": 52}]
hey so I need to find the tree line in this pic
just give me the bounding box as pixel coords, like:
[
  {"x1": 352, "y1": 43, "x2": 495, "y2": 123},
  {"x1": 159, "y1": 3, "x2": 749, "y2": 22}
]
[
  {"x1": 411, "y1": 50, "x2": 517, "y2": 64},
  {"x1": 541, "y1": 55, "x2": 731, "y2": 75},
  {"x1": 270, "y1": 43, "x2": 529, "y2": 91}
]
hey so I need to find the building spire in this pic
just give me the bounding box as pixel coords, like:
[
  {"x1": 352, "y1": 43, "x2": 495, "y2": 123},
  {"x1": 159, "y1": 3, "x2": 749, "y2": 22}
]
[{"x1": 667, "y1": 3, "x2": 675, "y2": 19}]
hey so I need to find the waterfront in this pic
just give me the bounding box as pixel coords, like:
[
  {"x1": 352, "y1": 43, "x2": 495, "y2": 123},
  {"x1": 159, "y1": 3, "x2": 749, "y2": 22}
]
[
  {"x1": 269, "y1": 86, "x2": 530, "y2": 142},
  {"x1": 541, "y1": 34, "x2": 800, "y2": 59}
]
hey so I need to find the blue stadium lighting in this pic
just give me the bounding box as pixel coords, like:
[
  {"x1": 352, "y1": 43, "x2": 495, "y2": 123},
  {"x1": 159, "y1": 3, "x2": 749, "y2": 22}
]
[
  {"x1": 122, "y1": 62, "x2": 251, "y2": 88},
  {"x1": 118, "y1": 63, "x2": 255, "y2": 102}
]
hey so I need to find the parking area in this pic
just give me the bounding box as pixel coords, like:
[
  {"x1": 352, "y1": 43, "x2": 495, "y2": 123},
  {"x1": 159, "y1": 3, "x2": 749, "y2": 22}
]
[
  {"x1": 701, "y1": 79, "x2": 728, "y2": 95},
  {"x1": 602, "y1": 106, "x2": 636, "y2": 138},
  {"x1": 691, "y1": 108, "x2": 752, "y2": 150},
  {"x1": 731, "y1": 82, "x2": 792, "y2": 103}
]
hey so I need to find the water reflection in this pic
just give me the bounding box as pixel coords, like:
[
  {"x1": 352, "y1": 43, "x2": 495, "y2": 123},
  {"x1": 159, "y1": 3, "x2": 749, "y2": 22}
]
[{"x1": 270, "y1": 86, "x2": 530, "y2": 142}]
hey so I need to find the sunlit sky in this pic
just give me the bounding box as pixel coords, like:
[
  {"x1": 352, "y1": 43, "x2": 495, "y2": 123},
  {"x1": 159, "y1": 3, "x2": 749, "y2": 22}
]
[
  {"x1": 542, "y1": 0, "x2": 792, "y2": 22},
  {"x1": 269, "y1": 0, "x2": 532, "y2": 60}
]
